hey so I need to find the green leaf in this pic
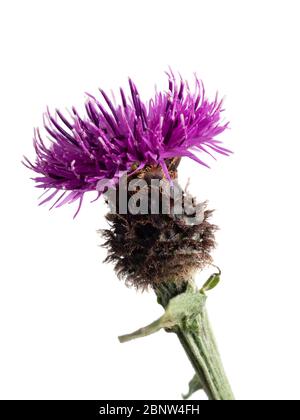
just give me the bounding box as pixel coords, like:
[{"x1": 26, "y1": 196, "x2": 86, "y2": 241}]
[
  {"x1": 118, "y1": 288, "x2": 206, "y2": 343},
  {"x1": 182, "y1": 374, "x2": 203, "y2": 400},
  {"x1": 201, "y1": 273, "x2": 221, "y2": 294}
]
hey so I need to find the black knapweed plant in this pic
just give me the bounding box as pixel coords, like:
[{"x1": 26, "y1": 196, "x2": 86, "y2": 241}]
[{"x1": 24, "y1": 71, "x2": 234, "y2": 401}]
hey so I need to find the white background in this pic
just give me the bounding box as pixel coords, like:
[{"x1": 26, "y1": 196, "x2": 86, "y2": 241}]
[{"x1": 0, "y1": 0, "x2": 299, "y2": 401}]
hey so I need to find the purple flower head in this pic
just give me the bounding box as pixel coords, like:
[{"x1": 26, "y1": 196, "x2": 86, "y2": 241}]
[{"x1": 24, "y1": 71, "x2": 231, "y2": 216}]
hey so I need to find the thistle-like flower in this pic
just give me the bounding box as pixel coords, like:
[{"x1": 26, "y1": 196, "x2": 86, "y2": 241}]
[
  {"x1": 24, "y1": 71, "x2": 230, "y2": 216},
  {"x1": 24, "y1": 71, "x2": 234, "y2": 401}
]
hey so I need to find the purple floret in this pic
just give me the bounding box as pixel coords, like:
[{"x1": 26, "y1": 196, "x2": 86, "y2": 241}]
[{"x1": 24, "y1": 71, "x2": 231, "y2": 215}]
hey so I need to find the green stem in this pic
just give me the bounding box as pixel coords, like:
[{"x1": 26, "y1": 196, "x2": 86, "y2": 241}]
[
  {"x1": 177, "y1": 311, "x2": 234, "y2": 400},
  {"x1": 155, "y1": 282, "x2": 234, "y2": 401},
  {"x1": 119, "y1": 279, "x2": 234, "y2": 401}
]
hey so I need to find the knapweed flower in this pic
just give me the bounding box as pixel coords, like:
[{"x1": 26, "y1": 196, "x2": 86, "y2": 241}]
[
  {"x1": 24, "y1": 71, "x2": 234, "y2": 400},
  {"x1": 24, "y1": 71, "x2": 230, "y2": 216}
]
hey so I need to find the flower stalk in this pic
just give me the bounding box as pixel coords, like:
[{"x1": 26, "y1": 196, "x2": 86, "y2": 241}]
[
  {"x1": 176, "y1": 308, "x2": 234, "y2": 400},
  {"x1": 119, "y1": 276, "x2": 234, "y2": 401}
]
